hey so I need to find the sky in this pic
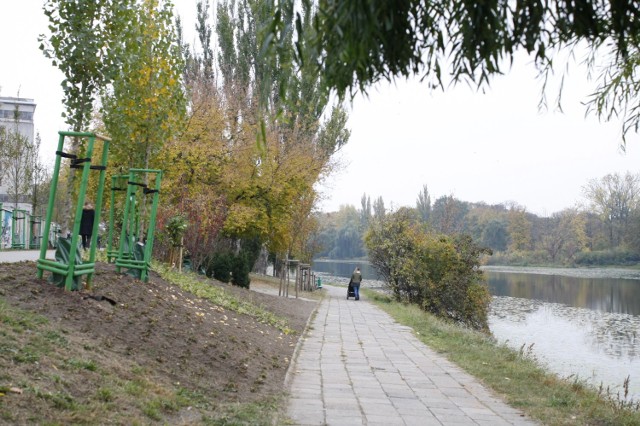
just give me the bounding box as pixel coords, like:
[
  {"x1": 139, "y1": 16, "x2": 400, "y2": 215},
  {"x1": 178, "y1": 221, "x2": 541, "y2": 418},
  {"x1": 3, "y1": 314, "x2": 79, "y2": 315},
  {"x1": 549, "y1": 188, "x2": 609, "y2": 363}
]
[{"x1": 2, "y1": 0, "x2": 639, "y2": 217}]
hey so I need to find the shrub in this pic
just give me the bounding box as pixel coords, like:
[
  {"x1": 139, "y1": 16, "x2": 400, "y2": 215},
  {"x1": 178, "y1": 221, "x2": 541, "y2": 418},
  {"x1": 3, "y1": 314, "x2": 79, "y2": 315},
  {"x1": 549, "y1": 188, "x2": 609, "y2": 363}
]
[
  {"x1": 207, "y1": 252, "x2": 233, "y2": 283},
  {"x1": 365, "y1": 208, "x2": 491, "y2": 331},
  {"x1": 231, "y1": 252, "x2": 251, "y2": 288},
  {"x1": 574, "y1": 249, "x2": 640, "y2": 266},
  {"x1": 206, "y1": 250, "x2": 251, "y2": 288}
]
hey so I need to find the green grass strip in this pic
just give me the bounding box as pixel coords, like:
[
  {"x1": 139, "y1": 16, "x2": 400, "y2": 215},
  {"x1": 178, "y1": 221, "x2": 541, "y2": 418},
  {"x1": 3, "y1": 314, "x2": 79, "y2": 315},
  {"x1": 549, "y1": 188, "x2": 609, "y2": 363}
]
[{"x1": 154, "y1": 263, "x2": 294, "y2": 335}]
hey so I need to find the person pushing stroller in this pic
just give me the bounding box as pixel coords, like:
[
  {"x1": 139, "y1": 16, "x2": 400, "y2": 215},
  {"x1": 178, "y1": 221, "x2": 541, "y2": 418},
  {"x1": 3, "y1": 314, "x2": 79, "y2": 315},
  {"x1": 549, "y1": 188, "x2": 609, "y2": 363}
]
[{"x1": 349, "y1": 267, "x2": 362, "y2": 300}]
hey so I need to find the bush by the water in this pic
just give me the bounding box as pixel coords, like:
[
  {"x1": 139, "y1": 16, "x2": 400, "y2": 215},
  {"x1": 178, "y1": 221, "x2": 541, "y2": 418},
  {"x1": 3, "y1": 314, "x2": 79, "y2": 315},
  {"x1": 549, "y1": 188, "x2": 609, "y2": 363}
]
[
  {"x1": 574, "y1": 248, "x2": 640, "y2": 266},
  {"x1": 365, "y1": 208, "x2": 492, "y2": 331}
]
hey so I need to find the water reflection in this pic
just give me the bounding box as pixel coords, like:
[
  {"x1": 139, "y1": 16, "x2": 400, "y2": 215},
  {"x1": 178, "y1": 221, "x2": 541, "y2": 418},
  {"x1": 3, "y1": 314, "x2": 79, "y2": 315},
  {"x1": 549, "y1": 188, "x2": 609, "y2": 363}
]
[
  {"x1": 490, "y1": 297, "x2": 640, "y2": 399},
  {"x1": 312, "y1": 260, "x2": 384, "y2": 287},
  {"x1": 486, "y1": 271, "x2": 640, "y2": 316}
]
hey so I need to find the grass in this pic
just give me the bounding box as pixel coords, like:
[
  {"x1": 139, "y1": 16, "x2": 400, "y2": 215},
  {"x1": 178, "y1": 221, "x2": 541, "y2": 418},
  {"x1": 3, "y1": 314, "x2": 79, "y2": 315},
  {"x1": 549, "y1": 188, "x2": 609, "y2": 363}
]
[
  {"x1": 364, "y1": 289, "x2": 640, "y2": 426},
  {"x1": 154, "y1": 263, "x2": 295, "y2": 334},
  {"x1": 0, "y1": 293, "x2": 288, "y2": 425}
]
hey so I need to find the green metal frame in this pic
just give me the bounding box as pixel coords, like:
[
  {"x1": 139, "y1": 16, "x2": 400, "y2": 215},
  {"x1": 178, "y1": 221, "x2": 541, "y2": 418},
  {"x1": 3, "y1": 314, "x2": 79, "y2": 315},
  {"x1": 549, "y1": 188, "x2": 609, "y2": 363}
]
[
  {"x1": 11, "y1": 209, "x2": 28, "y2": 249},
  {"x1": 37, "y1": 131, "x2": 110, "y2": 290},
  {"x1": 0, "y1": 203, "x2": 9, "y2": 250},
  {"x1": 115, "y1": 169, "x2": 162, "y2": 282},
  {"x1": 29, "y1": 215, "x2": 43, "y2": 249},
  {"x1": 106, "y1": 174, "x2": 130, "y2": 262}
]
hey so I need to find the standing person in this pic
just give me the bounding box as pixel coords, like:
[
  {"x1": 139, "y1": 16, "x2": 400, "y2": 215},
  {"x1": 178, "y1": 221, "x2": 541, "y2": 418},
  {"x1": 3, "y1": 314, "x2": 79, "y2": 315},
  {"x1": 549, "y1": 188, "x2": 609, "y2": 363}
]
[
  {"x1": 350, "y1": 267, "x2": 362, "y2": 300},
  {"x1": 80, "y1": 202, "x2": 95, "y2": 250}
]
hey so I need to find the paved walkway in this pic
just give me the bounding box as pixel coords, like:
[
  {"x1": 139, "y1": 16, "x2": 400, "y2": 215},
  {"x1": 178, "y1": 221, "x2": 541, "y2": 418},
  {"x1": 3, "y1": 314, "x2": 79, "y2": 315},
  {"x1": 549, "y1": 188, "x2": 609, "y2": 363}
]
[
  {"x1": 286, "y1": 285, "x2": 538, "y2": 426},
  {"x1": 0, "y1": 249, "x2": 55, "y2": 263}
]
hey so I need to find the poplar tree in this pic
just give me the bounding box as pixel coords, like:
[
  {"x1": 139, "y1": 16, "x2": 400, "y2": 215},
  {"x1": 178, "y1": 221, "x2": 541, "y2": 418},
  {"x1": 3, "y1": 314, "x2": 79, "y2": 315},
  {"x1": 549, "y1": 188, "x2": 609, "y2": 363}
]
[{"x1": 101, "y1": 0, "x2": 186, "y2": 170}]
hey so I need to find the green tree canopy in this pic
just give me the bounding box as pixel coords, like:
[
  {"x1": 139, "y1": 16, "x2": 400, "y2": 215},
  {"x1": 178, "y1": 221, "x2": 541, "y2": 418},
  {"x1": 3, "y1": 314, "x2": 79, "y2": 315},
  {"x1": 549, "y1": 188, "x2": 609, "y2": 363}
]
[{"x1": 267, "y1": 1, "x2": 640, "y2": 142}]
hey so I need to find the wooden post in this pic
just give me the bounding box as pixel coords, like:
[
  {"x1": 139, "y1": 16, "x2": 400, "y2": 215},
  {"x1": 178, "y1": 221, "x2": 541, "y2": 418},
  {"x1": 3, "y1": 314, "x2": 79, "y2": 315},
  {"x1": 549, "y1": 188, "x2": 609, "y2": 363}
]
[{"x1": 178, "y1": 236, "x2": 184, "y2": 273}]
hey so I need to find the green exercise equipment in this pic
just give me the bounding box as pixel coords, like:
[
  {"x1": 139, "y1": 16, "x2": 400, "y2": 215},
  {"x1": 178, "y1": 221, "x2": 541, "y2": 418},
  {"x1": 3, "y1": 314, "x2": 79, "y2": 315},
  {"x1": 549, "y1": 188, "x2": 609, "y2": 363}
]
[
  {"x1": 29, "y1": 215, "x2": 42, "y2": 249},
  {"x1": 106, "y1": 173, "x2": 130, "y2": 262},
  {"x1": 11, "y1": 209, "x2": 28, "y2": 249},
  {"x1": 37, "y1": 131, "x2": 110, "y2": 291},
  {"x1": 114, "y1": 169, "x2": 162, "y2": 282}
]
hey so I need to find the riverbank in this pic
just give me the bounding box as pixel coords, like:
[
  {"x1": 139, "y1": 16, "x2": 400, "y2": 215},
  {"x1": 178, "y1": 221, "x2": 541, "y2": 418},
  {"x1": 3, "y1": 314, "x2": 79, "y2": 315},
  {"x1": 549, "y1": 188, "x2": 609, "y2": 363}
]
[
  {"x1": 364, "y1": 289, "x2": 640, "y2": 425},
  {"x1": 482, "y1": 264, "x2": 640, "y2": 280}
]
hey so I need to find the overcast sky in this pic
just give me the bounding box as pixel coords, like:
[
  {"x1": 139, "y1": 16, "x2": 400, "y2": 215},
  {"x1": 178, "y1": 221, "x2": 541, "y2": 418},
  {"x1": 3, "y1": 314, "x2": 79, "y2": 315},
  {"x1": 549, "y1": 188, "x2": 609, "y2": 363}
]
[{"x1": 2, "y1": 0, "x2": 639, "y2": 217}]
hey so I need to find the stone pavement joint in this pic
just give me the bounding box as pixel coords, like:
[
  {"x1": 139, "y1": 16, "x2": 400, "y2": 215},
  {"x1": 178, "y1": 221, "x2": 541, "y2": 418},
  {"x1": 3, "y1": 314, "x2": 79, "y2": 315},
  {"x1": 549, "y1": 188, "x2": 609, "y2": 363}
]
[{"x1": 286, "y1": 284, "x2": 538, "y2": 426}]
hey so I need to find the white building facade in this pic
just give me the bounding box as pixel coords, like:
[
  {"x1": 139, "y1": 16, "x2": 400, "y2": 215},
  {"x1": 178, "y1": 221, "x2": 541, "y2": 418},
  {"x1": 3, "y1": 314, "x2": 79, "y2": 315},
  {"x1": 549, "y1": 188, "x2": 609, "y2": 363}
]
[{"x1": 0, "y1": 97, "x2": 38, "y2": 249}]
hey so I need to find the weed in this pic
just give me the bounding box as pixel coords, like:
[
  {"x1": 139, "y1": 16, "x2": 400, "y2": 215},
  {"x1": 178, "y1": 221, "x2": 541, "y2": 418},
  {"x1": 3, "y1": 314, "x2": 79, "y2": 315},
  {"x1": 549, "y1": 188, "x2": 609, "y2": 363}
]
[
  {"x1": 97, "y1": 387, "x2": 114, "y2": 402},
  {"x1": 124, "y1": 380, "x2": 144, "y2": 397},
  {"x1": 43, "y1": 330, "x2": 68, "y2": 347},
  {"x1": 13, "y1": 347, "x2": 39, "y2": 363},
  {"x1": 65, "y1": 358, "x2": 98, "y2": 372}
]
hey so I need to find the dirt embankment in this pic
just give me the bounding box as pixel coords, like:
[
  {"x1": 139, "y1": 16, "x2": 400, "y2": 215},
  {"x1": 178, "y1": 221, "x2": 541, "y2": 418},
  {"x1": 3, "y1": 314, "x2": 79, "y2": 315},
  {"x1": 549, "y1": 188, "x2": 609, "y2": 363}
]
[{"x1": 0, "y1": 261, "x2": 318, "y2": 424}]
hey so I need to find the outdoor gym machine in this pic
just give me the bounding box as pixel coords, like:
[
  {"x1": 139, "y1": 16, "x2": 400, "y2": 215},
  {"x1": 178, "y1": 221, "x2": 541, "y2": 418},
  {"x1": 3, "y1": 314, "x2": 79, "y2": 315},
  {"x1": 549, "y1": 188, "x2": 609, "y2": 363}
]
[
  {"x1": 37, "y1": 131, "x2": 110, "y2": 291},
  {"x1": 106, "y1": 173, "x2": 130, "y2": 262},
  {"x1": 11, "y1": 209, "x2": 28, "y2": 249},
  {"x1": 114, "y1": 168, "x2": 162, "y2": 282},
  {"x1": 29, "y1": 214, "x2": 42, "y2": 249}
]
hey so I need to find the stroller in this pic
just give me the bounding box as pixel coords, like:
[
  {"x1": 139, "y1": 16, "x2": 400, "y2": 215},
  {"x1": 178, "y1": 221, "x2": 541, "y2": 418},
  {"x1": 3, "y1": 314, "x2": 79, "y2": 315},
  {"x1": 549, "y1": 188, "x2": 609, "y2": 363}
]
[{"x1": 347, "y1": 281, "x2": 356, "y2": 299}]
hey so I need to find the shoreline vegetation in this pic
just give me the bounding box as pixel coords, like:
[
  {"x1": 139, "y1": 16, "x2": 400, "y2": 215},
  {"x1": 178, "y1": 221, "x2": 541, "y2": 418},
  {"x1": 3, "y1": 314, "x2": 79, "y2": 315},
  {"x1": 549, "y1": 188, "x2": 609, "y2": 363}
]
[{"x1": 362, "y1": 288, "x2": 640, "y2": 426}]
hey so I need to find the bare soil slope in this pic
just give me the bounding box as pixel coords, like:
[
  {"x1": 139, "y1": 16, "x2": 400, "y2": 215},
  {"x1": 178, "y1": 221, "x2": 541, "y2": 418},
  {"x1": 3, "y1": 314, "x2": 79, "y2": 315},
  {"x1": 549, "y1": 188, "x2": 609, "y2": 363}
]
[{"x1": 0, "y1": 261, "x2": 317, "y2": 424}]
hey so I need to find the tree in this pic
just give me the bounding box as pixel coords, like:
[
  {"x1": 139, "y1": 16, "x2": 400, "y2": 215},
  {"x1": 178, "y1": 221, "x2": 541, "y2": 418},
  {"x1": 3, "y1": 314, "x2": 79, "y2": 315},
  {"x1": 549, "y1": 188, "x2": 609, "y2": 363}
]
[
  {"x1": 360, "y1": 193, "x2": 371, "y2": 230},
  {"x1": 270, "y1": 1, "x2": 640, "y2": 94},
  {"x1": 39, "y1": 0, "x2": 136, "y2": 229},
  {"x1": 430, "y1": 195, "x2": 468, "y2": 235},
  {"x1": 585, "y1": 49, "x2": 640, "y2": 144},
  {"x1": 373, "y1": 196, "x2": 386, "y2": 220},
  {"x1": 101, "y1": 0, "x2": 186, "y2": 170},
  {"x1": 264, "y1": 1, "x2": 640, "y2": 144},
  {"x1": 29, "y1": 133, "x2": 50, "y2": 217},
  {"x1": 365, "y1": 207, "x2": 491, "y2": 330},
  {"x1": 160, "y1": 0, "x2": 350, "y2": 270},
  {"x1": 583, "y1": 172, "x2": 640, "y2": 247},
  {"x1": 40, "y1": 0, "x2": 135, "y2": 134},
  {"x1": 416, "y1": 184, "x2": 431, "y2": 223},
  {"x1": 212, "y1": 0, "x2": 350, "y2": 259},
  {"x1": 481, "y1": 218, "x2": 509, "y2": 252},
  {"x1": 331, "y1": 205, "x2": 363, "y2": 258},
  {"x1": 507, "y1": 204, "x2": 533, "y2": 252}
]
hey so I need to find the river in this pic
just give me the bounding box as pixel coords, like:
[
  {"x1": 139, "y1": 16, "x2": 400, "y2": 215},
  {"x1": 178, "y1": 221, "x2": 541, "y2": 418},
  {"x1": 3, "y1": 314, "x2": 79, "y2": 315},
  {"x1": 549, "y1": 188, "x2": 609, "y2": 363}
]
[{"x1": 311, "y1": 260, "x2": 640, "y2": 400}]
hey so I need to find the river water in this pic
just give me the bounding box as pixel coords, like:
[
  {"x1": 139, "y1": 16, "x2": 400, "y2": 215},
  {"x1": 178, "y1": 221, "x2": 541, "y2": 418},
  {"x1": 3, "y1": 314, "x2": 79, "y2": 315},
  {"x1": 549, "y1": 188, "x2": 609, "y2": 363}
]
[{"x1": 312, "y1": 260, "x2": 640, "y2": 400}]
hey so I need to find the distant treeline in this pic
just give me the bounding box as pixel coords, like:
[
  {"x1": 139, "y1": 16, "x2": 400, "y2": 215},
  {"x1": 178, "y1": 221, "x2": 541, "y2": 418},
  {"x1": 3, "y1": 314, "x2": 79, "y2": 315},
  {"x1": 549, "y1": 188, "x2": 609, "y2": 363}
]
[{"x1": 314, "y1": 172, "x2": 640, "y2": 266}]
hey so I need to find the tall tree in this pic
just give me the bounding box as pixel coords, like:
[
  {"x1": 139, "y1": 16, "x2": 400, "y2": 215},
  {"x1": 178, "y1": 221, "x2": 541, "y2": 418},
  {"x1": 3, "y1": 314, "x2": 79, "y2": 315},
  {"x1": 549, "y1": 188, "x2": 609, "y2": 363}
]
[
  {"x1": 431, "y1": 195, "x2": 468, "y2": 235},
  {"x1": 101, "y1": 0, "x2": 186, "y2": 170},
  {"x1": 29, "y1": 133, "x2": 49, "y2": 217},
  {"x1": 360, "y1": 193, "x2": 371, "y2": 230},
  {"x1": 481, "y1": 218, "x2": 509, "y2": 252},
  {"x1": 507, "y1": 204, "x2": 533, "y2": 252},
  {"x1": 583, "y1": 172, "x2": 640, "y2": 247},
  {"x1": 40, "y1": 0, "x2": 135, "y2": 135},
  {"x1": 264, "y1": 1, "x2": 640, "y2": 145},
  {"x1": 39, "y1": 0, "x2": 136, "y2": 229},
  {"x1": 213, "y1": 0, "x2": 349, "y2": 258},
  {"x1": 416, "y1": 184, "x2": 431, "y2": 223},
  {"x1": 373, "y1": 196, "x2": 386, "y2": 220}
]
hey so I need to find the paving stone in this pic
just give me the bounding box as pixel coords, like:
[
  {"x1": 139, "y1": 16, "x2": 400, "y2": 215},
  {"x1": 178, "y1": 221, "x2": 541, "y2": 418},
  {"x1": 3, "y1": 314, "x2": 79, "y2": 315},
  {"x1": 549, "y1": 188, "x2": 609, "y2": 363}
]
[{"x1": 287, "y1": 285, "x2": 540, "y2": 426}]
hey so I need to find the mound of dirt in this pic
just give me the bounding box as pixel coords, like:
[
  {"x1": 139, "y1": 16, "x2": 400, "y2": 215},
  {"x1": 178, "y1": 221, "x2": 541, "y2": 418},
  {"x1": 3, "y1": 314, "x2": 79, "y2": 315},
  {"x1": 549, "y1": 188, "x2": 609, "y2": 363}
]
[{"x1": 0, "y1": 261, "x2": 317, "y2": 424}]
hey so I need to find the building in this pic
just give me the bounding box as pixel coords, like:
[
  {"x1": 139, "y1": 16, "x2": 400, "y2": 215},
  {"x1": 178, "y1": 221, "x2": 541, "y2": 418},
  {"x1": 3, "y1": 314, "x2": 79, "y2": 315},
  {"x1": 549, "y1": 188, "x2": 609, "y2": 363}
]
[
  {"x1": 0, "y1": 97, "x2": 37, "y2": 249},
  {"x1": 0, "y1": 96, "x2": 36, "y2": 208}
]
